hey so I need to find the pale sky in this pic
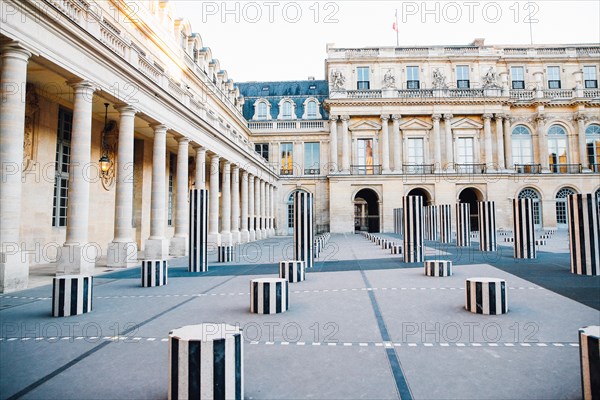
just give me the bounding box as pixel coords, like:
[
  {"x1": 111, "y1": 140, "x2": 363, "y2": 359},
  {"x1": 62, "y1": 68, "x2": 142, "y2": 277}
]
[{"x1": 175, "y1": 1, "x2": 600, "y2": 82}]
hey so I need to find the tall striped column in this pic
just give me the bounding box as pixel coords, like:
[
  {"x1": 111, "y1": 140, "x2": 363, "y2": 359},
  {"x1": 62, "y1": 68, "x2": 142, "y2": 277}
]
[
  {"x1": 294, "y1": 191, "x2": 314, "y2": 269},
  {"x1": 568, "y1": 194, "x2": 600, "y2": 276},
  {"x1": 478, "y1": 201, "x2": 497, "y2": 252},
  {"x1": 578, "y1": 325, "x2": 600, "y2": 400},
  {"x1": 403, "y1": 196, "x2": 424, "y2": 263},
  {"x1": 393, "y1": 209, "x2": 399, "y2": 234},
  {"x1": 189, "y1": 189, "x2": 208, "y2": 272},
  {"x1": 456, "y1": 203, "x2": 471, "y2": 247},
  {"x1": 425, "y1": 205, "x2": 438, "y2": 241},
  {"x1": 512, "y1": 198, "x2": 536, "y2": 259},
  {"x1": 439, "y1": 205, "x2": 452, "y2": 244}
]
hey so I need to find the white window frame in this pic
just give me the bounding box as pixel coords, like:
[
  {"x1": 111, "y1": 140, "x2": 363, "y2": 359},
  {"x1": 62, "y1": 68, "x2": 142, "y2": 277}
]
[
  {"x1": 277, "y1": 98, "x2": 296, "y2": 120},
  {"x1": 584, "y1": 66, "x2": 598, "y2": 89},
  {"x1": 301, "y1": 98, "x2": 322, "y2": 119},
  {"x1": 252, "y1": 99, "x2": 271, "y2": 120},
  {"x1": 511, "y1": 66, "x2": 525, "y2": 89}
]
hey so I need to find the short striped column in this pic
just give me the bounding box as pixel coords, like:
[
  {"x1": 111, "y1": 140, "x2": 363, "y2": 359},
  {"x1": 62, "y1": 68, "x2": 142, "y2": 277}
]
[
  {"x1": 279, "y1": 260, "x2": 306, "y2": 283},
  {"x1": 168, "y1": 323, "x2": 243, "y2": 400},
  {"x1": 478, "y1": 201, "x2": 497, "y2": 252},
  {"x1": 218, "y1": 246, "x2": 234, "y2": 263},
  {"x1": 456, "y1": 203, "x2": 471, "y2": 247},
  {"x1": 52, "y1": 275, "x2": 93, "y2": 317},
  {"x1": 439, "y1": 205, "x2": 452, "y2": 244},
  {"x1": 568, "y1": 194, "x2": 600, "y2": 276},
  {"x1": 250, "y1": 278, "x2": 289, "y2": 314},
  {"x1": 536, "y1": 239, "x2": 547, "y2": 246},
  {"x1": 294, "y1": 191, "x2": 314, "y2": 269},
  {"x1": 578, "y1": 325, "x2": 600, "y2": 400},
  {"x1": 425, "y1": 205, "x2": 438, "y2": 241},
  {"x1": 424, "y1": 260, "x2": 453, "y2": 277},
  {"x1": 512, "y1": 198, "x2": 536, "y2": 259},
  {"x1": 403, "y1": 196, "x2": 424, "y2": 263},
  {"x1": 391, "y1": 245, "x2": 402, "y2": 255},
  {"x1": 189, "y1": 189, "x2": 208, "y2": 272},
  {"x1": 141, "y1": 260, "x2": 168, "y2": 287},
  {"x1": 465, "y1": 277, "x2": 508, "y2": 315},
  {"x1": 504, "y1": 237, "x2": 514, "y2": 243}
]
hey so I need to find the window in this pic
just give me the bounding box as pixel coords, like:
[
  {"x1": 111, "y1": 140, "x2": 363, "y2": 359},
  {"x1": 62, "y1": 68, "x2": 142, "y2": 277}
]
[
  {"x1": 168, "y1": 153, "x2": 175, "y2": 226},
  {"x1": 518, "y1": 188, "x2": 542, "y2": 226},
  {"x1": 280, "y1": 143, "x2": 293, "y2": 175},
  {"x1": 456, "y1": 137, "x2": 475, "y2": 173},
  {"x1": 304, "y1": 142, "x2": 320, "y2": 175},
  {"x1": 281, "y1": 101, "x2": 293, "y2": 119},
  {"x1": 407, "y1": 66, "x2": 420, "y2": 89},
  {"x1": 512, "y1": 125, "x2": 533, "y2": 167},
  {"x1": 584, "y1": 66, "x2": 598, "y2": 88},
  {"x1": 256, "y1": 101, "x2": 268, "y2": 120},
  {"x1": 555, "y1": 187, "x2": 576, "y2": 226},
  {"x1": 547, "y1": 66, "x2": 561, "y2": 89},
  {"x1": 357, "y1": 139, "x2": 374, "y2": 174},
  {"x1": 306, "y1": 101, "x2": 318, "y2": 119},
  {"x1": 52, "y1": 107, "x2": 72, "y2": 227},
  {"x1": 586, "y1": 124, "x2": 600, "y2": 171},
  {"x1": 456, "y1": 65, "x2": 470, "y2": 88},
  {"x1": 511, "y1": 66, "x2": 525, "y2": 89},
  {"x1": 548, "y1": 125, "x2": 568, "y2": 172},
  {"x1": 255, "y1": 143, "x2": 269, "y2": 161},
  {"x1": 357, "y1": 67, "x2": 370, "y2": 90},
  {"x1": 407, "y1": 138, "x2": 425, "y2": 165}
]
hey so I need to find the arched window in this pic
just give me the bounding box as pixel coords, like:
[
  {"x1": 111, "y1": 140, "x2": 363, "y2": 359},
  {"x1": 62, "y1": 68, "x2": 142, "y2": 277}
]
[
  {"x1": 586, "y1": 124, "x2": 600, "y2": 172},
  {"x1": 281, "y1": 101, "x2": 293, "y2": 119},
  {"x1": 518, "y1": 188, "x2": 542, "y2": 227},
  {"x1": 548, "y1": 125, "x2": 568, "y2": 173},
  {"x1": 555, "y1": 187, "x2": 576, "y2": 227},
  {"x1": 306, "y1": 101, "x2": 318, "y2": 119},
  {"x1": 257, "y1": 102, "x2": 267, "y2": 120},
  {"x1": 512, "y1": 125, "x2": 533, "y2": 169}
]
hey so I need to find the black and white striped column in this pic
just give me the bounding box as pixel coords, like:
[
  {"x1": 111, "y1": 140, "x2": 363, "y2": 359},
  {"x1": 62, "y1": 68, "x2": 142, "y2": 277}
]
[
  {"x1": 439, "y1": 205, "x2": 452, "y2": 244},
  {"x1": 169, "y1": 323, "x2": 243, "y2": 400},
  {"x1": 512, "y1": 198, "x2": 536, "y2": 259},
  {"x1": 391, "y1": 245, "x2": 402, "y2": 255},
  {"x1": 141, "y1": 260, "x2": 168, "y2": 287},
  {"x1": 568, "y1": 194, "x2": 600, "y2": 276},
  {"x1": 189, "y1": 189, "x2": 208, "y2": 272},
  {"x1": 52, "y1": 275, "x2": 93, "y2": 317},
  {"x1": 425, "y1": 205, "x2": 439, "y2": 241},
  {"x1": 279, "y1": 260, "x2": 306, "y2": 283},
  {"x1": 218, "y1": 246, "x2": 234, "y2": 263},
  {"x1": 250, "y1": 278, "x2": 289, "y2": 314},
  {"x1": 403, "y1": 196, "x2": 424, "y2": 263},
  {"x1": 578, "y1": 325, "x2": 600, "y2": 400},
  {"x1": 293, "y1": 191, "x2": 314, "y2": 269},
  {"x1": 478, "y1": 201, "x2": 497, "y2": 252},
  {"x1": 394, "y1": 208, "x2": 403, "y2": 235},
  {"x1": 424, "y1": 260, "x2": 453, "y2": 277},
  {"x1": 465, "y1": 277, "x2": 508, "y2": 315},
  {"x1": 456, "y1": 203, "x2": 471, "y2": 247}
]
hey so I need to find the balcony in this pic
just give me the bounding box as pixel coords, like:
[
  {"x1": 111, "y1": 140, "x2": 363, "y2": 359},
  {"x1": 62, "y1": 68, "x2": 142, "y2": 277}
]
[
  {"x1": 350, "y1": 165, "x2": 382, "y2": 175},
  {"x1": 550, "y1": 164, "x2": 582, "y2": 174},
  {"x1": 590, "y1": 164, "x2": 600, "y2": 173},
  {"x1": 304, "y1": 168, "x2": 321, "y2": 175},
  {"x1": 403, "y1": 164, "x2": 435, "y2": 174},
  {"x1": 455, "y1": 163, "x2": 487, "y2": 174},
  {"x1": 280, "y1": 169, "x2": 294, "y2": 176},
  {"x1": 515, "y1": 164, "x2": 542, "y2": 174},
  {"x1": 247, "y1": 120, "x2": 327, "y2": 131}
]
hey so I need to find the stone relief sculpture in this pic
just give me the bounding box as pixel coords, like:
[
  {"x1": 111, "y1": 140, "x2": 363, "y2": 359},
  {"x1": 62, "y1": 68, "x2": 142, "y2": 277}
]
[
  {"x1": 330, "y1": 70, "x2": 346, "y2": 90},
  {"x1": 431, "y1": 68, "x2": 448, "y2": 89},
  {"x1": 482, "y1": 67, "x2": 501, "y2": 88},
  {"x1": 382, "y1": 69, "x2": 396, "y2": 88}
]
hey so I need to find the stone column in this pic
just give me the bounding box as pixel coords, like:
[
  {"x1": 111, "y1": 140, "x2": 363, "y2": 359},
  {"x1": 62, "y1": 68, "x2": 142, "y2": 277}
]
[
  {"x1": 0, "y1": 44, "x2": 31, "y2": 292},
  {"x1": 145, "y1": 124, "x2": 170, "y2": 259},
  {"x1": 220, "y1": 161, "x2": 232, "y2": 245},
  {"x1": 254, "y1": 176, "x2": 261, "y2": 240},
  {"x1": 248, "y1": 174, "x2": 255, "y2": 241},
  {"x1": 240, "y1": 170, "x2": 250, "y2": 243},
  {"x1": 260, "y1": 179, "x2": 267, "y2": 237},
  {"x1": 432, "y1": 114, "x2": 442, "y2": 172},
  {"x1": 482, "y1": 114, "x2": 495, "y2": 171},
  {"x1": 107, "y1": 105, "x2": 138, "y2": 268},
  {"x1": 231, "y1": 165, "x2": 240, "y2": 243},
  {"x1": 341, "y1": 115, "x2": 350, "y2": 173},
  {"x1": 536, "y1": 115, "x2": 550, "y2": 172},
  {"x1": 576, "y1": 114, "x2": 589, "y2": 171},
  {"x1": 270, "y1": 184, "x2": 276, "y2": 235},
  {"x1": 195, "y1": 146, "x2": 206, "y2": 190},
  {"x1": 503, "y1": 117, "x2": 513, "y2": 170},
  {"x1": 380, "y1": 115, "x2": 390, "y2": 173},
  {"x1": 443, "y1": 114, "x2": 455, "y2": 172},
  {"x1": 329, "y1": 115, "x2": 338, "y2": 172},
  {"x1": 392, "y1": 115, "x2": 402, "y2": 173},
  {"x1": 208, "y1": 154, "x2": 221, "y2": 245},
  {"x1": 170, "y1": 137, "x2": 189, "y2": 256},
  {"x1": 57, "y1": 81, "x2": 97, "y2": 275},
  {"x1": 495, "y1": 114, "x2": 506, "y2": 171}
]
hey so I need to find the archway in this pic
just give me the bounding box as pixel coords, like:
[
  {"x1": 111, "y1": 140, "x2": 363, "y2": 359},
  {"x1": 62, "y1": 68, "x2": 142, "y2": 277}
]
[
  {"x1": 407, "y1": 188, "x2": 432, "y2": 205},
  {"x1": 354, "y1": 188, "x2": 380, "y2": 233},
  {"x1": 458, "y1": 188, "x2": 484, "y2": 231}
]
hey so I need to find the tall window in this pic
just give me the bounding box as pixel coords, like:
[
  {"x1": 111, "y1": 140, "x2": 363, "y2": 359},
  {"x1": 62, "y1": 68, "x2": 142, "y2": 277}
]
[
  {"x1": 586, "y1": 124, "x2": 600, "y2": 172},
  {"x1": 52, "y1": 107, "x2": 72, "y2": 227},
  {"x1": 255, "y1": 143, "x2": 269, "y2": 161},
  {"x1": 407, "y1": 66, "x2": 420, "y2": 89},
  {"x1": 456, "y1": 137, "x2": 475, "y2": 172},
  {"x1": 456, "y1": 65, "x2": 470, "y2": 88},
  {"x1": 357, "y1": 139, "x2": 374, "y2": 174},
  {"x1": 280, "y1": 143, "x2": 293, "y2": 175},
  {"x1": 281, "y1": 101, "x2": 293, "y2": 119},
  {"x1": 555, "y1": 187, "x2": 576, "y2": 226},
  {"x1": 548, "y1": 125, "x2": 568, "y2": 173},
  {"x1": 584, "y1": 66, "x2": 598, "y2": 88},
  {"x1": 407, "y1": 138, "x2": 425, "y2": 165},
  {"x1": 304, "y1": 142, "x2": 320, "y2": 175},
  {"x1": 547, "y1": 66, "x2": 561, "y2": 89},
  {"x1": 306, "y1": 101, "x2": 318, "y2": 119},
  {"x1": 511, "y1": 66, "x2": 525, "y2": 89},
  {"x1": 256, "y1": 101, "x2": 268, "y2": 120},
  {"x1": 357, "y1": 67, "x2": 370, "y2": 90},
  {"x1": 518, "y1": 188, "x2": 542, "y2": 226},
  {"x1": 168, "y1": 153, "x2": 175, "y2": 226},
  {"x1": 512, "y1": 125, "x2": 533, "y2": 168}
]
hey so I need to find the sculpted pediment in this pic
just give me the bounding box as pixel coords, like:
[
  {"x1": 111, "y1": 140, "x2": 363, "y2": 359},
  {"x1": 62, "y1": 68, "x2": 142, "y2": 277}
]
[
  {"x1": 349, "y1": 120, "x2": 382, "y2": 131},
  {"x1": 399, "y1": 118, "x2": 433, "y2": 130},
  {"x1": 451, "y1": 117, "x2": 483, "y2": 129}
]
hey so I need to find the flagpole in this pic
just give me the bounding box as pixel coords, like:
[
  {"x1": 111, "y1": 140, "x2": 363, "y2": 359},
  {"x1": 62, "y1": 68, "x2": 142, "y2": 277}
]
[{"x1": 395, "y1": 9, "x2": 399, "y2": 46}]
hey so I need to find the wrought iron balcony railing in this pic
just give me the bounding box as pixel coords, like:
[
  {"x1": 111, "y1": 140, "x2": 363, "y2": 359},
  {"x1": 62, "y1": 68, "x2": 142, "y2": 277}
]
[
  {"x1": 455, "y1": 163, "x2": 487, "y2": 174},
  {"x1": 304, "y1": 168, "x2": 321, "y2": 175},
  {"x1": 514, "y1": 164, "x2": 542, "y2": 174},
  {"x1": 350, "y1": 165, "x2": 382, "y2": 175},
  {"x1": 589, "y1": 164, "x2": 600, "y2": 173},
  {"x1": 280, "y1": 169, "x2": 294, "y2": 176},
  {"x1": 403, "y1": 164, "x2": 435, "y2": 174},
  {"x1": 550, "y1": 164, "x2": 582, "y2": 174}
]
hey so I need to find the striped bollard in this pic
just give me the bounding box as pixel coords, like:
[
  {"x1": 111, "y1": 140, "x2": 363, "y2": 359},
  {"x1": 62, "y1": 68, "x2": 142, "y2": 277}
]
[
  {"x1": 456, "y1": 203, "x2": 471, "y2": 247},
  {"x1": 141, "y1": 260, "x2": 168, "y2": 287},
  {"x1": 478, "y1": 201, "x2": 497, "y2": 252},
  {"x1": 279, "y1": 260, "x2": 306, "y2": 283},
  {"x1": 403, "y1": 196, "x2": 424, "y2": 263},
  {"x1": 189, "y1": 189, "x2": 208, "y2": 272},
  {"x1": 294, "y1": 191, "x2": 314, "y2": 269},
  {"x1": 465, "y1": 277, "x2": 508, "y2": 315},
  {"x1": 568, "y1": 194, "x2": 600, "y2": 276},
  {"x1": 424, "y1": 260, "x2": 453, "y2": 277},
  {"x1": 391, "y1": 245, "x2": 402, "y2": 255},
  {"x1": 250, "y1": 278, "x2": 289, "y2": 314},
  {"x1": 168, "y1": 323, "x2": 243, "y2": 400},
  {"x1": 425, "y1": 205, "x2": 439, "y2": 241},
  {"x1": 578, "y1": 325, "x2": 600, "y2": 399},
  {"x1": 439, "y1": 204, "x2": 452, "y2": 244},
  {"x1": 52, "y1": 275, "x2": 93, "y2": 317},
  {"x1": 218, "y1": 246, "x2": 234, "y2": 263},
  {"x1": 512, "y1": 198, "x2": 536, "y2": 259}
]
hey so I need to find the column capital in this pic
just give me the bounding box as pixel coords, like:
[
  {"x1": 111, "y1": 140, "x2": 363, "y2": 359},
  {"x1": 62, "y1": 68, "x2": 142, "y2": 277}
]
[
  {"x1": 443, "y1": 113, "x2": 453, "y2": 121},
  {"x1": 0, "y1": 41, "x2": 33, "y2": 60},
  {"x1": 380, "y1": 114, "x2": 390, "y2": 122},
  {"x1": 494, "y1": 113, "x2": 505, "y2": 120},
  {"x1": 113, "y1": 104, "x2": 137, "y2": 116},
  {"x1": 195, "y1": 145, "x2": 206, "y2": 153},
  {"x1": 329, "y1": 114, "x2": 338, "y2": 121},
  {"x1": 392, "y1": 114, "x2": 402, "y2": 121},
  {"x1": 341, "y1": 115, "x2": 350, "y2": 122},
  {"x1": 534, "y1": 113, "x2": 546, "y2": 124},
  {"x1": 574, "y1": 112, "x2": 588, "y2": 122},
  {"x1": 150, "y1": 123, "x2": 168, "y2": 133},
  {"x1": 432, "y1": 114, "x2": 442, "y2": 122},
  {"x1": 211, "y1": 154, "x2": 220, "y2": 161},
  {"x1": 66, "y1": 79, "x2": 97, "y2": 91},
  {"x1": 241, "y1": 169, "x2": 248, "y2": 177},
  {"x1": 482, "y1": 113, "x2": 493, "y2": 120},
  {"x1": 177, "y1": 136, "x2": 190, "y2": 144}
]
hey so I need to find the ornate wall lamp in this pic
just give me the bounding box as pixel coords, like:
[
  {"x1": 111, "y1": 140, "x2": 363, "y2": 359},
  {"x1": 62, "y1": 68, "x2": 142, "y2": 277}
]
[{"x1": 99, "y1": 103, "x2": 116, "y2": 190}]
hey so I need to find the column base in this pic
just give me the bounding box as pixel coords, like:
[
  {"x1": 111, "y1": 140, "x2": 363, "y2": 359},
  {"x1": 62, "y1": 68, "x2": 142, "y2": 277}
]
[
  {"x1": 220, "y1": 232, "x2": 232, "y2": 246},
  {"x1": 57, "y1": 244, "x2": 97, "y2": 276},
  {"x1": 208, "y1": 233, "x2": 221, "y2": 247},
  {"x1": 231, "y1": 230, "x2": 241, "y2": 244},
  {"x1": 145, "y1": 238, "x2": 169, "y2": 260},
  {"x1": 169, "y1": 236, "x2": 189, "y2": 257},
  {"x1": 0, "y1": 251, "x2": 29, "y2": 293},
  {"x1": 240, "y1": 230, "x2": 250, "y2": 243},
  {"x1": 107, "y1": 241, "x2": 138, "y2": 268},
  {"x1": 261, "y1": 229, "x2": 268, "y2": 239},
  {"x1": 249, "y1": 230, "x2": 256, "y2": 242},
  {"x1": 269, "y1": 228, "x2": 275, "y2": 237},
  {"x1": 255, "y1": 230, "x2": 262, "y2": 240}
]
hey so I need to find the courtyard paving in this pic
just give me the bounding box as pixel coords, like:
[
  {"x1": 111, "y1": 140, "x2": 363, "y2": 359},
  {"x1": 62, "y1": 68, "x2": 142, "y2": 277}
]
[{"x1": 0, "y1": 232, "x2": 598, "y2": 399}]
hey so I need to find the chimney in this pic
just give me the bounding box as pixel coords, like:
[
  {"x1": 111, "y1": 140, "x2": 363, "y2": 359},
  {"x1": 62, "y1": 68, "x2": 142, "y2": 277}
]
[
  {"x1": 308, "y1": 76, "x2": 315, "y2": 80},
  {"x1": 472, "y1": 38, "x2": 485, "y2": 47}
]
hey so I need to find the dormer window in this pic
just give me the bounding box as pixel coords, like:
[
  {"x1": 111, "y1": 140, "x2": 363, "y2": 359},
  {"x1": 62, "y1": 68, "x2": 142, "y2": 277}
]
[
  {"x1": 278, "y1": 99, "x2": 296, "y2": 120},
  {"x1": 302, "y1": 98, "x2": 322, "y2": 120},
  {"x1": 253, "y1": 99, "x2": 271, "y2": 120}
]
